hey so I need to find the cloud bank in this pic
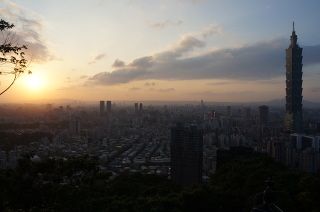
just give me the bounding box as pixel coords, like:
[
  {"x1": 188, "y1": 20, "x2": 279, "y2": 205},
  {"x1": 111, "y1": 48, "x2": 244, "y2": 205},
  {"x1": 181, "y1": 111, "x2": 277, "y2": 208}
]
[
  {"x1": 0, "y1": 0, "x2": 52, "y2": 62},
  {"x1": 88, "y1": 29, "x2": 320, "y2": 86}
]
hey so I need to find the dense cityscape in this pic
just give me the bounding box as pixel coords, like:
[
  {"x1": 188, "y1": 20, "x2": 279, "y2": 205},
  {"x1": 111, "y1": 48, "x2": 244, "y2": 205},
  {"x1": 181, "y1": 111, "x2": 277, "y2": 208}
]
[
  {"x1": 1, "y1": 99, "x2": 320, "y2": 176},
  {"x1": 2, "y1": 27, "x2": 320, "y2": 180},
  {"x1": 1, "y1": 1, "x2": 320, "y2": 211}
]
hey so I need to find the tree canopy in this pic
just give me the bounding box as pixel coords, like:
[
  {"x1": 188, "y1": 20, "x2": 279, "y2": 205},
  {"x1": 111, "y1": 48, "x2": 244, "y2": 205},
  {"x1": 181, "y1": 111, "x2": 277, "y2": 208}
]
[
  {"x1": 0, "y1": 19, "x2": 29, "y2": 96},
  {"x1": 0, "y1": 152, "x2": 319, "y2": 212}
]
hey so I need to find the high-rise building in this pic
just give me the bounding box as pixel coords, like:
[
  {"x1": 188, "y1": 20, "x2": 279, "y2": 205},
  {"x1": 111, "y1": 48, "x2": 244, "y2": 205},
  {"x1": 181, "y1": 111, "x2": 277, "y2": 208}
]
[
  {"x1": 285, "y1": 22, "x2": 303, "y2": 133},
  {"x1": 139, "y1": 102, "x2": 143, "y2": 112},
  {"x1": 134, "y1": 102, "x2": 139, "y2": 113},
  {"x1": 171, "y1": 123, "x2": 203, "y2": 186},
  {"x1": 106, "y1": 101, "x2": 112, "y2": 113},
  {"x1": 69, "y1": 116, "x2": 81, "y2": 136},
  {"x1": 259, "y1": 105, "x2": 269, "y2": 126},
  {"x1": 200, "y1": 99, "x2": 205, "y2": 108},
  {"x1": 99, "y1": 101, "x2": 105, "y2": 116},
  {"x1": 211, "y1": 110, "x2": 216, "y2": 118}
]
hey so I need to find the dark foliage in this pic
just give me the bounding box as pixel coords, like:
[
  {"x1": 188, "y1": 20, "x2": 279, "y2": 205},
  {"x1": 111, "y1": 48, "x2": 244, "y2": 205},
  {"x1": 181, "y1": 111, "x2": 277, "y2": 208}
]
[
  {"x1": 0, "y1": 152, "x2": 319, "y2": 212},
  {"x1": 0, "y1": 19, "x2": 29, "y2": 95},
  {"x1": 0, "y1": 131, "x2": 53, "y2": 151}
]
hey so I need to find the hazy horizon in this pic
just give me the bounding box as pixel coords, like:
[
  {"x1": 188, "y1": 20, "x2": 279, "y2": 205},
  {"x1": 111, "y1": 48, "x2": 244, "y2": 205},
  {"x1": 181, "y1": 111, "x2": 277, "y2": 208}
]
[{"x1": 1, "y1": 98, "x2": 320, "y2": 109}]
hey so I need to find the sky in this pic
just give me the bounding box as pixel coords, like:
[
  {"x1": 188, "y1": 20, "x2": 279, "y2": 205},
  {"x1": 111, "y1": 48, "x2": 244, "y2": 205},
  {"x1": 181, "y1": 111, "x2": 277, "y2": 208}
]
[{"x1": 1, "y1": 0, "x2": 320, "y2": 103}]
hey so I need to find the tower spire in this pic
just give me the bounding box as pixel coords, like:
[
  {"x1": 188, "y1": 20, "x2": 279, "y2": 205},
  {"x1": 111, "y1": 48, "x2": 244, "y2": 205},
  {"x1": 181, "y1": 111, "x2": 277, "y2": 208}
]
[
  {"x1": 293, "y1": 21, "x2": 295, "y2": 32},
  {"x1": 290, "y1": 22, "x2": 297, "y2": 47}
]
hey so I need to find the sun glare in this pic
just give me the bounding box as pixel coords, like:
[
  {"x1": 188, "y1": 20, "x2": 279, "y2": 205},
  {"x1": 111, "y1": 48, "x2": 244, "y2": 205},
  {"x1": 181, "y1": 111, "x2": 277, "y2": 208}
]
[{"x1": 25, "y1": 74, "x2": 44, "y2": 90}]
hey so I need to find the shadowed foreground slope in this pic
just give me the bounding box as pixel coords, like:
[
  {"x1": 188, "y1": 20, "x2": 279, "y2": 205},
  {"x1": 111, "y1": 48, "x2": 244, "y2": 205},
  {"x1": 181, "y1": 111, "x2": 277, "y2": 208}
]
[{"x1": 0, "y1": 153, "x2": 319, "y2": 212}]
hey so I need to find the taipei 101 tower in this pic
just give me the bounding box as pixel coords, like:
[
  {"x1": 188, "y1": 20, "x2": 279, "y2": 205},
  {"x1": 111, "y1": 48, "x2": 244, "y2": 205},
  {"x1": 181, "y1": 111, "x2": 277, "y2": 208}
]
[{"x1": 285, "y1": 22, "x2": 303, "y2": 133}]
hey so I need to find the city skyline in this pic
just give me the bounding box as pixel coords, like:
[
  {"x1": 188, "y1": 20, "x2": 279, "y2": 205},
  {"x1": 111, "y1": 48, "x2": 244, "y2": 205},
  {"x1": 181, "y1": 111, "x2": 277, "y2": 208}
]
[{"x1": 1, "y1": 0, "x2": 320, "y2": 103}]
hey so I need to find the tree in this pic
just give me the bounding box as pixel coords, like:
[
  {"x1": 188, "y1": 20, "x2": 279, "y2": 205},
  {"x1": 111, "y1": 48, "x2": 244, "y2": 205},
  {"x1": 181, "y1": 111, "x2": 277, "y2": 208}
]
[{"x1": 0, "y1": 19, "x2": 30, "y2": 96}]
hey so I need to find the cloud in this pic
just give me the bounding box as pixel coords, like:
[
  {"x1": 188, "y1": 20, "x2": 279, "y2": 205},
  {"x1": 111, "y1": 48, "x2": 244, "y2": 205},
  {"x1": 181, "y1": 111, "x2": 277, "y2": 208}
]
[
  {"x1": 155, "y1": 35, "x2": 205, "y2": 60},
  {"x1": 131, "y1": 56, "x2": 154, "y2": 68},
  {"x1": 89, "y1": 66, "x2": 149, "y2": 84},
  {"x1": 303, "y1": 45, "x2": 320, "y2": 64},
  {"x1": 129, "y1": 87, "x2": 141, "y2": 91},
  {"x1": 80, "y1": 75, "x2": 88, "y2": 79},
  {"x1": 207, "y1": 81, "x2": 231, "y2": 86},
  {"x1": 112, "y1": 59, "x2": 125, "y2": 68},
  {"x1": 88, "y1": 35, "x2": 204, "y2": 85},
  {"x1": 149, "y1": 88, "x2": 175, "y2": 92},
  {"x1": 254, "y1": 79, "x2": 283, "y2": 85},
  {"x1": 151, "y1": 38, "x2": 289, "y2": 80},
  {"x1": 88, "y1": 53, "x2": 106, "y2": 64},
  {"x1": 177, "y1": 0, "x2": 206, "y2": 4},
  {"x1": 199, "y1": 24, "x2": 223, "y2": 38},
  {"x1": 88, "y1": 32, "x2": 320, "y2": 86},
  {"x1": 149, "y1": 20, "x2": 183, "y2": 29},
  {"x1": 190, "y1": 0, "x2": 206, "y2": 3},
  {"x1": 144, "y1": 82, "x2": 156, "y2": 86},
  {"x1": 89, "y1": 56, "x2": 154, "y2": 84},
  {"x1": 311, "y1": 87, "x2": 320, "y2": 93},
  {"x1": 0, "y1": 0, "x2": 52, "y2": 62}
]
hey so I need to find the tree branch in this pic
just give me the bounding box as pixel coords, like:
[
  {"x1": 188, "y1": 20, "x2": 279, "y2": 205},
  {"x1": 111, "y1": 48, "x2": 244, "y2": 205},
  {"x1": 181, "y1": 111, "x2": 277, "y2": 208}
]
[{"x1": 0, "y1": 72, "x2": 17, "y2": 96}]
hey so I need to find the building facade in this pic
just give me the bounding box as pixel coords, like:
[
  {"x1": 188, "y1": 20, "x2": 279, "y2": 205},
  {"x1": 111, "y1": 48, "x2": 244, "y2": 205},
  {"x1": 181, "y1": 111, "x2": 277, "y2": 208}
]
[
  {"x1": 170, "y1": 123, "x2": 203, "y2": 186},
  {"x1": 106, "y1": 101, "x2": 112, "y2": 113},
  {"x1": 100, "y1": 101, "x2": 105, "y2": 116}
]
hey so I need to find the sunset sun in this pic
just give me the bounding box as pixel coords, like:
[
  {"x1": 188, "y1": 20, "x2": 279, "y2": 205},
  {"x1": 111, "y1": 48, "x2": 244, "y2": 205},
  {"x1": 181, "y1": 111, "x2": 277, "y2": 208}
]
[{"x1": 25, "y1": 74, "x2": 44, "y2": 91}]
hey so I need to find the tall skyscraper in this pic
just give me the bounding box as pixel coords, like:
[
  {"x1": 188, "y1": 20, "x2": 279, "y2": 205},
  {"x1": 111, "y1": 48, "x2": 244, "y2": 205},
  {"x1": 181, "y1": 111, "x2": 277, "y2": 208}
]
[
  {"x1": 139, "y1": 102, "x2": 143, "y2": 112},
  {"x1": 134, "y1": 102, "x2": 139, "y2": 113},
  {"x1": 106, "y1": 100, "x2": 112, "y2": 113},
  {"x1": 69, "y1": 116, "x2": 81, "y2": 136},
  {"x1": 171, "y1": 123, "x2": 203, "y2": 186},
  {"x1": 285, "y1": 22, "x2": 303, "y2": 133},
  {"x1": 99, "y1": 101, "x2": 105, "y2": 116}
]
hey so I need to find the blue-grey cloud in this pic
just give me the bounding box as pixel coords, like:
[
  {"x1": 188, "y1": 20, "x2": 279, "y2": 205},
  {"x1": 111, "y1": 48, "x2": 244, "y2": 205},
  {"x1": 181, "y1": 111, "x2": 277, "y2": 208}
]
[
  {"x1": 303, "y1": 45, "x2": 320, "y2": 64},
  {"x1": 88, "y1": 36, "x2": 320, "y2": 85},
  {"x1": 199, "y1": 24, "x2": 223, "y2": 38}
]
